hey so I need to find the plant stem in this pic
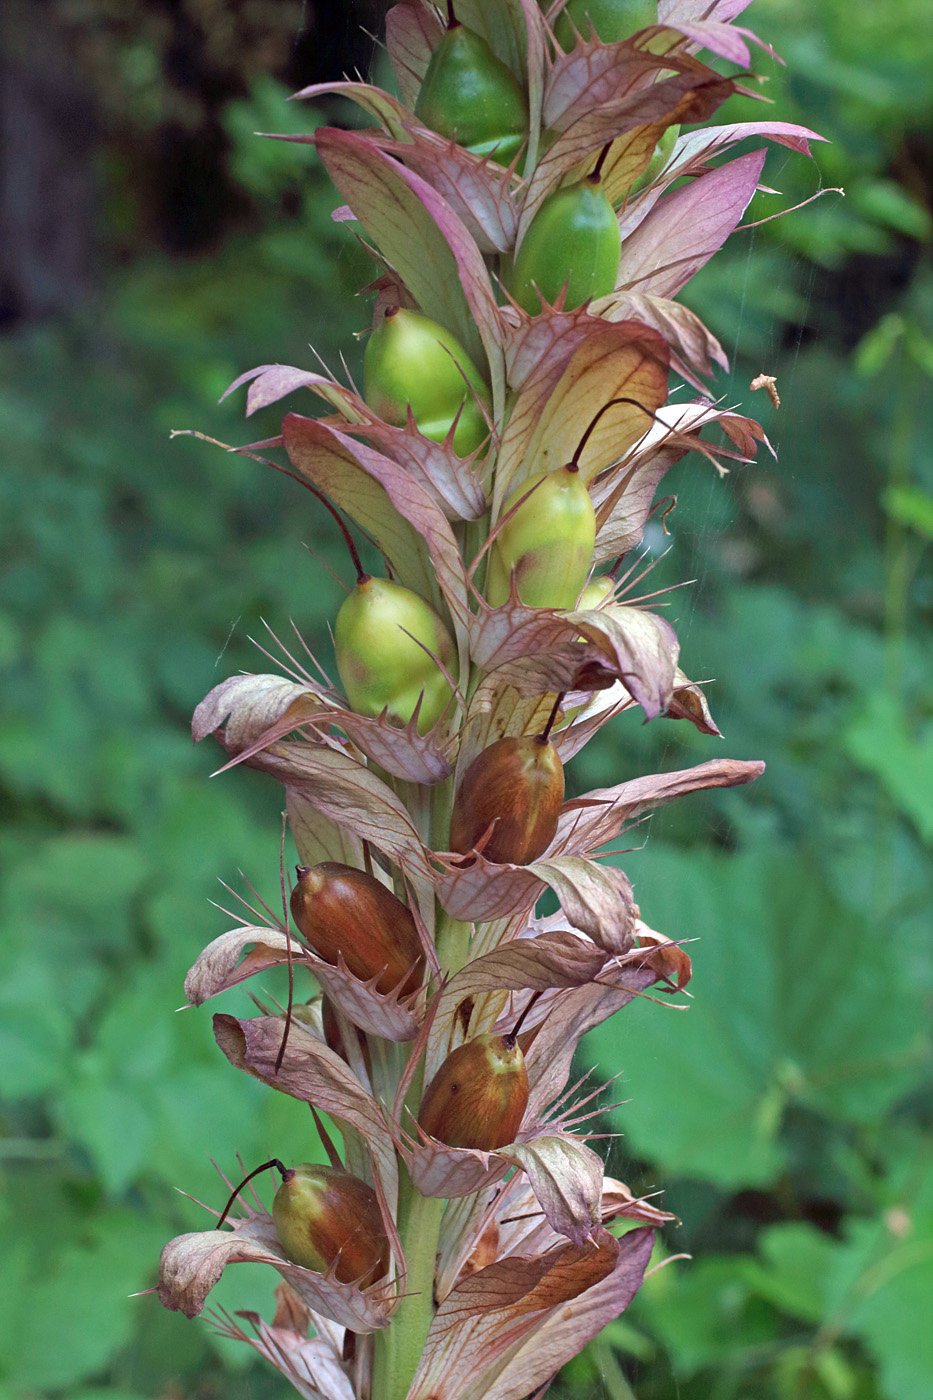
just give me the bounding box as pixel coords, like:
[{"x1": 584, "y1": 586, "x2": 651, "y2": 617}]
[
  {"x1": 882, "y1": 360, "x2": 919, "y2": 697},
  {"x1": 371, "y1": 763, "x2": 468, "y2": 1400},
  {"x1": 435, "y1": 910, "x2": 473, "y2": 977},
  {"x1": 372, "y1": 1168, "x2": 446, "y2": 1400}
]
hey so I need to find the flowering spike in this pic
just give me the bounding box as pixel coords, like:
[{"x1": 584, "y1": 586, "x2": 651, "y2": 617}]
[{"x1": 155, "y1": 1, "x2": 818, "y2": 1393}]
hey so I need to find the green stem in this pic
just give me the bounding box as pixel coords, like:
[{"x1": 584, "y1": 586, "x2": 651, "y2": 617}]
[
  {"x1": 435, "y1": 911, "x2": 472, "y2": 977},
  {"x1": 882, "y1": 361, "x2": 918, "y2": 698},
  {"x1": 372, "y1": 1169, "x2": 446, "y2": 1400}
]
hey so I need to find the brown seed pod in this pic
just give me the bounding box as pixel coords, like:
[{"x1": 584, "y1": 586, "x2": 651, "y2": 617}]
[
  {"x1": 417, "y1": 1031, "x2": 529, "y2": 1150},
  {"x1": 273, "y1": 1163, "x2": 390, "y2": 1287},
  {"x1": 289, "y1": 863, "x2": 425, "y2": 996},
  {"x1": 449, "y1": 733, "x2": 565, "y2": 865}
]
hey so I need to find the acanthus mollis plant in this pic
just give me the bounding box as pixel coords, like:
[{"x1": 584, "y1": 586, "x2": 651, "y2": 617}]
[{"x1": 156, "y1": 3, "x2": 823, "y2": 1399}]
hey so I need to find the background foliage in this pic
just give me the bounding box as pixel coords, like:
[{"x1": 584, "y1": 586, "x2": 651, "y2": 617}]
[{"x1": 1, "y1": 1, "x2": 930, "y2": 1397}]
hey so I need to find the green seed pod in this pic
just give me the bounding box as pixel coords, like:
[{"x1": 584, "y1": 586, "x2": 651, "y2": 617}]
[
  {"x1": 364, "y1": 306, "x2": 490, "y2": 456},
  {"x1": 415, "y1": 21, "x2": 528, "y2": 164},
  {"x1": 508, "y1": 175, "x2": 621, "y2": 314},
  {"x1": 334, "y1": 575, "x2": 456, "y2": 734},
  {"x1": 549, "y1": 0, "x2": 658, "y2": 48},
  {"x1": 628, "y1": 123, "x2": 679, "y2": 196},
  {"x1": 486, "y1": 465, "x2": 596, "y2": 610},
  {"x1": 450, "y1": 733, "x2": 565, "y2": 864},
  {"x1": 273, "y1": 1163, "x2": 390, "y2": 1286},
  {"x1": 577, "y1": 573, "x2": 615, "y2": 610},
  {"x1": 418, "y1": 1031, "x2": 529, "y2": 1149},
  {"x1": 290, "y1": 863, "x2": 425, "y2": 995}
]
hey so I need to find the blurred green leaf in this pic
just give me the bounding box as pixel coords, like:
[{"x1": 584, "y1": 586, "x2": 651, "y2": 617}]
[
  {"x1": 634, "y1": 1256, "x2": 780, "y2": 1378},
  {"x1": 742, "y1": 1223, "x2": 837, "y2": 1323},
  {"x1": 589, "y1": 846, "x2": 931, "y2": 1188},
  {"x1": 881, "y1": 483, "x2": 933, "y2": 538},
  {"x1": 854, "y1": 314, "x2": 905, "y2": 378},
  {"x1": 850, "y1": 179, "x2": 933, "y2": 242},
  {"x1": 826, "y1": 1148, "x2": 933, "y2": 1400},
  {"x1": 4, "y1": 1210, "x2": 167, "y2": 1389},
  {"x1": 845, "y1": 693, "x2": 933, "y2": 843}
]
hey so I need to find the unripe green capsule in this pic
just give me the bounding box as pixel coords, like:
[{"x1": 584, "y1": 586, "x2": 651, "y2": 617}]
[
  {"x1": 450, "y1": 733, "x2": 565, "y2": 865},
  {"x1": 334, "y1": 576, "x2": 456, "y2": 734},
  {"x1": 487, "y1": 465, "x2": 596, "y2": 610},
  {"x1": 418, "y1": 1031, "x2": 529, "y2": 1149},
  {"x1": 273, "y1": 1164, "x2": 390, "y2": 1287},
  {"x1": 508, "y1": 175, "x2": 621, "y2": 315},
  {"x1": 364, "y1": 306, "x2": 490, "y2": 456},
  {"x1": 548, "y1": 0, "x2": 658, "y2": 48},
  {"x1": 577, "y1": 573, "x2": 615, "y2": 610},
  {"x1": 415, "y1": 21, "x2": 528, "y2": 165}
]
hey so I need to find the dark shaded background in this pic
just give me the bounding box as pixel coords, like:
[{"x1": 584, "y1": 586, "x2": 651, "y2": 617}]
[{"x1": 1, "y1": 2, "x2": 931, "y2": 1398}]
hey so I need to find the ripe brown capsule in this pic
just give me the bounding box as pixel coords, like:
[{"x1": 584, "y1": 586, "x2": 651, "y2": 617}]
[
  {"x1": 273, "y1": 1163, "x2": 390, "y2": 1287},
  {"x1": 449, "y1": 734, "x2": 564, "y2": 865},
  {"x1": 417, "y1": 1031, "x2": 529, "y2": 1150},
  {"x1": 290, "y1": 863, "x2": 425, "y2": 995}
]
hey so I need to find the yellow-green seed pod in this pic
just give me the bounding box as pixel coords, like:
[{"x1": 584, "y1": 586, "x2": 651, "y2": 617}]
[
  {"x1": 487, "y1": 465, "x2": 596, "y2": 610},
  {"x1": 364, "y1": 306, "x2": 490, "y2": 456},
  {"x1": 450, "y1": 733, "x2": 565, "y2": 865},
  {"x1": 273, "y1": 1164, "x2": 389, "y2": 1287},
  {"x1": 577, "y1": 574, "x2": 615, "y2": 610},
  {"x1": 418, "y1": 1032, "x2": 529, "y2": 1149},
  {"x1": 334, "y1": 576, "x2": 456, "y2": 733},
  {"x1": 549, "y1": 0, "x2": 658, "y2": 49},
  {"x1": 415, "y1": 21, "x2": 528, "y2": 165},
  {"x1": 508, "y1": 175, "x2": 621, "y2": 315}
]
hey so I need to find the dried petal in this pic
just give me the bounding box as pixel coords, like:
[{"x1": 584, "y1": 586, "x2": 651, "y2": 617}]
[
  {"x1": 494, "y1": 321, "x2": 669, "y2": 512},
  {"x1": 635, "y1": 917, "x2": 693, "y2": 990},
  {"x1": 502, "y1": 1134, "x2": 604, "y2": 1246},
  {"x1": 404, "y1": 1134, "x2": 511, "y2": 1201},
  {"x1": 158, "y1": 1215, "x2": 393, "y2": 1332},
  {"x1": 215, "y1": 1307, "x2": 356, "y2": 1400},
  {"x1": 617, "y1": 149, "x2": 768, "y2": 300},
  {"x1": 382, "y1": 131, "x2": 519, "y2": 253},
  {"x1": 287, "y1": 786, "x2": 365, "y2": 869},
  {"x1": 469, "y1": 1228, "x2": 655, "y2": 1400},
  {"x1": 213, "y1": 1014, "x2": 399, "y2": 1215},
  {"x1": 666, "y1": 670, "x2": 721, "y2": 736},
  {"x1": 315, "y1": 127, "x2": 504, "y2": 407},
  {"x1": 193, "y1": 675, "x2": 332, "y2": 753},
  {"x1": 184, "y1": 926, "x2": 302, "y2": 1007},
  {"x1": 555, "y1": 756, "x2": 766, "y2": 852},
  {"x1": 243, "y1": 740, "x2": 431, "y2": 876},
  {"x1": 406, "y1": 1229, "x2": 650, "y2": 1400}
]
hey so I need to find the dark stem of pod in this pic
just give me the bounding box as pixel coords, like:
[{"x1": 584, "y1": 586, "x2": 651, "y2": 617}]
[
  {"x1": 216, "y1": 1158, "x2": 291, "y2": 1230},
  {"x1": 589, "y1": 140, "x2": 614, "y2": 183},
  {"x1": 571, "y1": 395, "x2": 649, "y2": 470},
  {"x1": 504, "y1": 989, "x2": 545, "y2": 1048},
  {"x1": 538, "y1": 691, "x2": 566, "y2": 746}
]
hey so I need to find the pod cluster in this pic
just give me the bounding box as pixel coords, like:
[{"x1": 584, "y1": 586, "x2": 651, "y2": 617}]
[{"x1": 167, "y1": 0, "x2": 782, "y2": 1354}]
